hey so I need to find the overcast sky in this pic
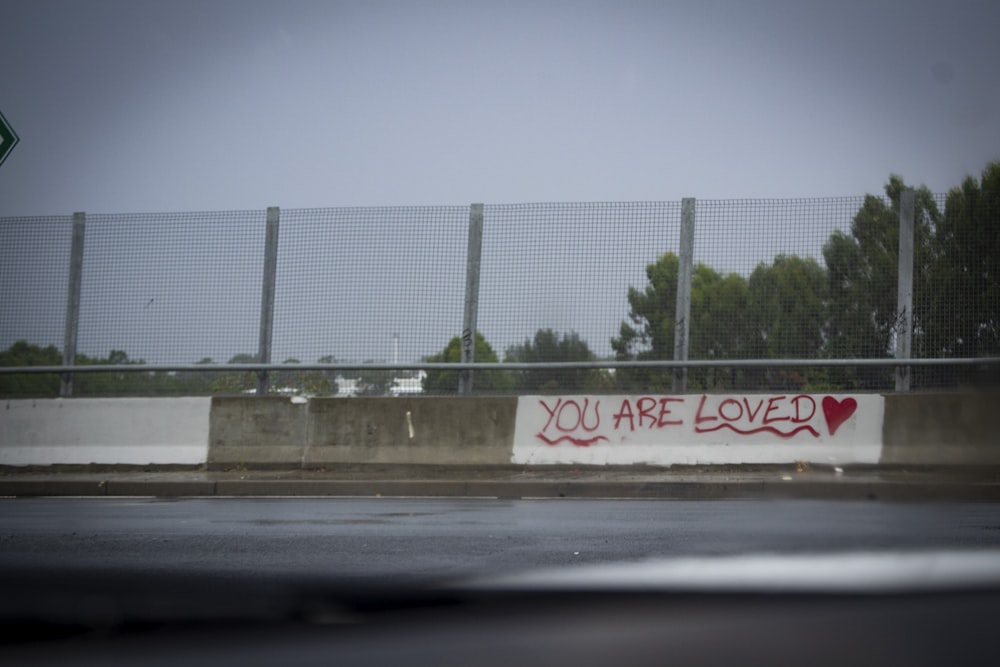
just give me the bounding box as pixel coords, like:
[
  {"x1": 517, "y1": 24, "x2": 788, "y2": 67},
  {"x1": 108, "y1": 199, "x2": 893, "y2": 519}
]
[{"x1": 1, "y1": 0, "x2": 998, "y2": 216}]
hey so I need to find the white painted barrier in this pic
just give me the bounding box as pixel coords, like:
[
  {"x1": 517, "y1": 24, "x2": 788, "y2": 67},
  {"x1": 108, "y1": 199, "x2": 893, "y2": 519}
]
[
  {"x1": 512, "y1": 394, "x2": 884, "y2": 465},
  {"x1": 0, "y1": 398, "x2": 211, "y2": 466}
]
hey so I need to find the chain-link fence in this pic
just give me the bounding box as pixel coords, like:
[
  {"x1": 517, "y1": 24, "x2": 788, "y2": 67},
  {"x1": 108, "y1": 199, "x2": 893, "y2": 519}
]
[{"x1": 2, "y1": 190, "x2": 997, "y2": 397}]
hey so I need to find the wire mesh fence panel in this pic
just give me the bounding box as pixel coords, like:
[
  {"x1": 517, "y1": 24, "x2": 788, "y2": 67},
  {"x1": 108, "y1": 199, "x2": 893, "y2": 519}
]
[
  {"x1": 0, "y1": 216, "x2": 73, "y2": 350},
  {"x1": 272, "y1": 206, "x2": 468, "y2": 396},
  {"x1": 73, "y1": 211, "x2": 265, "y2": 395},
  {"x1": 693, "y1": 198, "x2": 860, "y2": 277},
  {"x1": 912, "y1": 186, "x2": 1000, "y2": 389},
  {"x1": 0, "y1": 216, "x2": 73, "y2": 396},
  {"x1": 689, "y1": 198, "x2": 864, "y2": 392},
  {"x1": 478, "y1": 202, "x2": 681, "y2": 394},
  {"x1": 2, "y1": 191, "x2": 996, "y2": 398}
]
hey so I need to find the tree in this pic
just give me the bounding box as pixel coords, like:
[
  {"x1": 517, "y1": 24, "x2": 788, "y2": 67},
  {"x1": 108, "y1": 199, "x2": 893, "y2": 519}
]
[
  {"x1": 927, "y1": 162, "x2": 1000, "y2": 361},
  {"x1": 74, "y1": 348, "x2": 151, "y2": 396},
  {"x1": 167, "y1": 357, "x2": 219, "y2": 395},
  {"x1": 421, "y1": 333, "x2": 513, "y2": 394},
  {"x1": 0, "y1": 340, "x2": 62, "y2": 397},
  {"x1": 0, "y1": 341, "x2": 189, "y2": 397},
  {"x1": 688, "y1": 266, "x2": 753, "y2": 389},
  {"x1": 611, "y1": 253, "x2": 755, "y2": 391},
  {"x1": 746, "y1": 255, "x2": 829, "y2": 389},
  {"x1": 611, "y1": 252, "x2": 680, "y2": 392},
  {"x1": 273, "y1": 358, "x2": 336, "y2": 396},
  {"x1": 504, "y1": 329, "x2": 611, "y2": 392},
  {"x1": 210, "y1": 353, "x2": 258, "y2": 394},
  {"x1": 1, "y1": 341, "x2": 156, "y2": 397},
  {"x1": 822, "y1": 176, "x2": 939, "y2": 389}
]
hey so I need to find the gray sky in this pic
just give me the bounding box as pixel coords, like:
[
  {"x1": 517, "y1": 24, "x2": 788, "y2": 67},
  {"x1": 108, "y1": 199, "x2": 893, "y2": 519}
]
[
  {"x1": 1, "y1": 0, "x2": 998, "y2": 216},
  {"x1": 2, "y1": 0, "x2": 999, "y2": 366}
]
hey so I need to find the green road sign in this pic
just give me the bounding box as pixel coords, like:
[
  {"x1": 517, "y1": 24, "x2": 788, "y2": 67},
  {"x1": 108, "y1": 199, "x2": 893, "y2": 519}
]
[{"x1": 0, "y1": 109, "x2": 20, "y2": 168}]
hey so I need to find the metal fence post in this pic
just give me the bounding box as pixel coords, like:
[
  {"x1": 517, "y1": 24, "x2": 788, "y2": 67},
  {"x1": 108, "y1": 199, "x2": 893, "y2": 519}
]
[
  {"x1": 459, "y1": 203, "x2": 484, "y2": 394},
  {"x1": 673, "y1": 198, "x2": 695, "y2": 393},
  {"x1": 895, "y1": 190, "x2": 915, "y2": 392},
  {"x1": 60, "y1": 212, "x2": 85, "y2": 398},
  {"x1": 257, "y1": 206, "x2": 280, "y2": 396}
]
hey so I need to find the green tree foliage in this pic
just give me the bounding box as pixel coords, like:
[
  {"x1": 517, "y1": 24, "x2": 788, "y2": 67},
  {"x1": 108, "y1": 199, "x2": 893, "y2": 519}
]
[
  {"x1": 0, "y1": 343, "x2": 333, "y2": 397},
  {"x1": 0, "y1": 340, "x2": 62, "y2": 397},
  {"x1": 612, "y1": 253, "x2": 678, "y2": 358},
  {"x1": 748, "y1": 256, "x2": 828, "y2": 358},
  {"x1": 0, "y1": 341, "x2": 188, "y2": 397},
  {"x1": 610, "y1": 252, "x2": 679, "y2": 392},
  {"x1": 421, "y1": 332, "x2": 513, "y2": 394},
  {"x1": 689, "y1": 266, "x2": 753, "y2": 389},
  {"x1": 746, "y1": 255, "x2": 829, "y2": 389},
  {"x1": 612, "y1": 166, "x2": 998, "y2": 392},
  {"x1": 206, "y1": 354, "x2": 338, "y2": 395},
  {"x1": 168, "y1": 357, "x2": 222, "y2": 395},
  {"x1": 611, "y1": 254, "x2": 755, "y2": 391},
  {"x1": 504, "y1": 329, "x2": 611, "y2": 392},
  {"x1": 928, "y1": 163, "x2": 1000, "y2": 357},
  {"x1": 273, "y1": 358, "x2": 336, "y2": 396},
  {"x1": 822, "y1": 176, "x2": 940, "y2": 389},
  {"x1": 924, "y1": 162, "x2": 1000, "y2": 386},
  {"x1": 209, "y1": 353, "x2": 259, "y2": 394},
  {"x1": 74, "y1": 348, "x2": 152, "y2": 396}
]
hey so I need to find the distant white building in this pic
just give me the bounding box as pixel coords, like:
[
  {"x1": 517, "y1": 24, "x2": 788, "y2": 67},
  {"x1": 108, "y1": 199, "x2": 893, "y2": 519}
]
[
  {"x1": 335, "y1": 378, "x2": 360, "y2": 397},
  {"x1": 335, "y1": 371, "x2": 426, "y2": 397},
  {"x1": 391, "y1": 371, "x2": 425, "y2": 396}
]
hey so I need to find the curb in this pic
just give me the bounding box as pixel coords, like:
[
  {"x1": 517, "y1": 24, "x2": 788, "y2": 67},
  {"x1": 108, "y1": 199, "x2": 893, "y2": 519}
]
[{"x1": 3, "y1": 479, "x2": 1000, "y2": 501}]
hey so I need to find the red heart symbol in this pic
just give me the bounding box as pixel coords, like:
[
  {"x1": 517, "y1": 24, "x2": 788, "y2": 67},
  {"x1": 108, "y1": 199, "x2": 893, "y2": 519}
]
[{"x1": 822, "y1": 396, "x2": 857, "y2": 436}]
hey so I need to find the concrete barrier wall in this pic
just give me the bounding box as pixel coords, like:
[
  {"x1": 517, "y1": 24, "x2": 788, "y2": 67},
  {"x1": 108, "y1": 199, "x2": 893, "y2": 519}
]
[
  {"x1": 0, "y1": 398, "x2": 211, "y2": 466},
  {"x1": 1, "y1": 393, "x2": 996, "y2": 468},
  {"x1": 207, "y1": 396, "x2": 309, "y2": 469},
  {"x1": 881, "y1": 392, "x2": 1000, "y2": 465},
  {"x1": 208, "y1": 396, "x2": 518, "y2": 469}
]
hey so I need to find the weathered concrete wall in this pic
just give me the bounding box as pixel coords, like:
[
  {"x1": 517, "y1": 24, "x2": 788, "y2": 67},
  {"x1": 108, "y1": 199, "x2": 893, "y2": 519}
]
[
  {"x1": 881, "y1": 392, "x2": 1000, "y2": 464},
  {"x1": 207, "y1": 396, "x2": 309, "y2": 469},
  {"x1": 206, "y1": 396, "x2": 518, "y2": 469},
  {"x1": 304, "y1": 397, "x2": 517, "y2": 466},
  {"x1": 0, "y1": 398, "x2": 210, "y2": 465}
]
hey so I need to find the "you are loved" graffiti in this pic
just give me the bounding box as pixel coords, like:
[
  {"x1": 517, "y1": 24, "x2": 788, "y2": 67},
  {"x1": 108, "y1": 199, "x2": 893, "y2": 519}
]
[
  {"x1": 536, "y1": 394, "x2": 858, "y2": 446},
  {"x1": 512, "y1": 393, "x2": 884, "y2": 466}
]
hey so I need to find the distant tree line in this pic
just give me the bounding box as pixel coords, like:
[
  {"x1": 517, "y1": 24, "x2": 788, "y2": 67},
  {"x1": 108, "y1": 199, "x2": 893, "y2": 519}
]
[
  {"x1": 0, "y1": 342, "x2": 166, "y2": 397},
  {"x1": 420, "y1": 329, "x2": 613, "y2": 394},
  {"x1": 611, "y1": 165, "x2": 999, "y2": 391},
  {"x1": 0, "y1": 343, "x2": 431, "y2": 398},
  {"x1": 0, "y1": 345, "x2": 344, "y2": 398}
]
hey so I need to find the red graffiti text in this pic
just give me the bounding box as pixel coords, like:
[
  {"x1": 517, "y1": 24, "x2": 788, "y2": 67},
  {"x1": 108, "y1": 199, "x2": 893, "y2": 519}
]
[
  {"x1": 532, "y1": 393, "x2": 860, "y2": 447},
  {"x1": 536, "y1": 398, "x2": 608, "y2": 447}
]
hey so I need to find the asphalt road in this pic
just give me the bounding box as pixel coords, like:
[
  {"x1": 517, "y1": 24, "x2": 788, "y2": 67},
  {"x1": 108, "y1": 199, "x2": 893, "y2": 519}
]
[
  {"x1": 3, "y1": 497, "x2": 1000, "y2": 583},
  {"x1": 4, "y1": 497, "x2": 1000, "y2": 667}
]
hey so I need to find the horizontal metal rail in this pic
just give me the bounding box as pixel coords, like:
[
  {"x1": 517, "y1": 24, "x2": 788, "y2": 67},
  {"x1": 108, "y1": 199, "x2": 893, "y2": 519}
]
[{"x1": 1, "y1": 357, "x2": 998, "y2": 374}]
